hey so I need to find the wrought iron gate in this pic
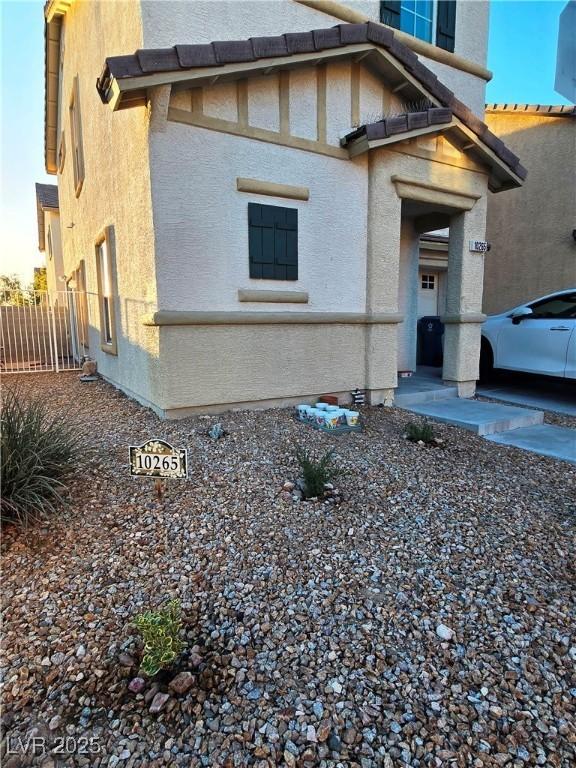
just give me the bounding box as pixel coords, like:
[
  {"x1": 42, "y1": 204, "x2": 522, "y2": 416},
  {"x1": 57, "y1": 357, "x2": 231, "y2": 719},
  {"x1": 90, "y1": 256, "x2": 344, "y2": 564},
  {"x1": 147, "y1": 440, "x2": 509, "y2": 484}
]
[{"x1": 0, "y1": 289, "x2": 88, "y2": 374}]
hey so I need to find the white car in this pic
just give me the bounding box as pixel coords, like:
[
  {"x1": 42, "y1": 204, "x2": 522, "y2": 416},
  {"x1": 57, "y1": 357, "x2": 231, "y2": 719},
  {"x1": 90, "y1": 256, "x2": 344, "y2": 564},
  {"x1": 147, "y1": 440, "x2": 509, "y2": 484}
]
[{"x1": 481, "y1": 289, "x2": 576, "y2": 379}]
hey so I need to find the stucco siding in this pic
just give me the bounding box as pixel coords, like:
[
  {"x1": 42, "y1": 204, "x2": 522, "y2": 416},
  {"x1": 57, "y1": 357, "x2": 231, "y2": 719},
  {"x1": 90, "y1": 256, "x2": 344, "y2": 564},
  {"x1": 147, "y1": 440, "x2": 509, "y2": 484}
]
[
  {"x1": 149, "y1": 121, "x2": 368, "y2": 313},
  {"x1": 326, "y1": 61, "x2": 353, "y2": 145},
  {"x1": 484, "y1": 113, "x2": 576, "y2": 314},
  {"x1": 44, "y1": 211, "x2": 64, "y2": 297},
  {"x1": 359, "y1": 66, "x2": 386, "y2": 124},
  {"x1": 157, "y1": 323, "x2": 367, "y2": 411},
  {"x1": 203, "y1": 82, "x2": 239, "y2": 122},
  {"x1": 140, "y1": 0, "x2": 335, "y2": 48},
  {"x1": 248, "y1": 75, "x2": 281, "y2": 133},
  {"x1": 56, "y1": 0, "x2": 160, "y2": 403},
  {"x1": 289, "y1": 68, "x2": 318, "y2": 140}
]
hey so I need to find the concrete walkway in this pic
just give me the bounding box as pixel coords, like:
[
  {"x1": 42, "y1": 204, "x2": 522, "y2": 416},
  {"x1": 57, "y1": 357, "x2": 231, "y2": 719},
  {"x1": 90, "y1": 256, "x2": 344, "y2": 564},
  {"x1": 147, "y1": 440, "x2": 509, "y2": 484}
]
[
  {"x1": 397, "y1": 373, "x2": 576, "y2": 463},
  {"x1": 486, "y1": 424, "x2": 576, "y2": 464},
  {"x1": 404, "y1": 398, "x2": 543, "y2": 436}
]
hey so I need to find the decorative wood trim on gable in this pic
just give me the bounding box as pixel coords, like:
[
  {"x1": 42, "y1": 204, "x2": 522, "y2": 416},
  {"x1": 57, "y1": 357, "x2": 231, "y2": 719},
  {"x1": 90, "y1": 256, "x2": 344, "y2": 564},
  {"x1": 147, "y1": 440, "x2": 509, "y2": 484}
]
[
  {"x1": 391, "y1": 175, "x2": 482, "y2": 210},
  {"x1": 316, "y1": 64, "x2": 327, "y2": 143},
  {"x1": 148, "y1": 84, "x2": 172, "y2": 132},
  {"x1": 236, "y1": 178, "x2": 310, "y2": 201},
  {"x1": 237, "y1": 289, "x2": 309, "y2": 303},
  {"x1": 237, "y1": 80, "x2": 248, "y2": 126},
  {"x1": 279, "y1": 71, "x2": 290, "y2": 137},
  {"x1": 168, "y1": 107, "x2": 348, "y2": 160}
]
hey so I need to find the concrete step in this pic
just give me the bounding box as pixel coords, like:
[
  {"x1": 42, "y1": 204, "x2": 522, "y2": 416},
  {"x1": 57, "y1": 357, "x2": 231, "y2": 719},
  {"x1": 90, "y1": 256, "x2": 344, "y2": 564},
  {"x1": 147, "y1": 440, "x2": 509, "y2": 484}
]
[
  {"x1": 394, "y1": 384, "x2": 458, "y2": 407},
  {"x1": 485, "y1": 424, "x2": 576, "y2": 464},
  {"x1": 400, "y1": 398, "x2": 544, "y2": 436}
]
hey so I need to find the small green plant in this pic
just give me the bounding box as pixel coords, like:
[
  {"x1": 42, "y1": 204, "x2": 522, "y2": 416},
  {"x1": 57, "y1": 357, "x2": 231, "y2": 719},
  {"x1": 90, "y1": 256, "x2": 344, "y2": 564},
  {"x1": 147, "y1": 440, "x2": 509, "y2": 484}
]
[
  {"x1": 405, "y1": 420, "x2": 436, "y2": 444},
  {"x1": 134, "y1": 600, "x2": 185, "y2": 677},
  {"x1": 1, "y1": 389, "x2": 78, "y2": 527},
  {"x1": 296, "y1": 447, "x2": 336, "y2": 499}
]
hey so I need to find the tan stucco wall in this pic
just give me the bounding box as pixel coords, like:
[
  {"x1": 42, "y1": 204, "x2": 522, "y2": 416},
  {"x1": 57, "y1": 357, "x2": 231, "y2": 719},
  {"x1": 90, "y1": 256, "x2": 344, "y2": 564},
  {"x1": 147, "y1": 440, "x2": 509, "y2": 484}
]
[
  {"x1": 484, "y1": 112, "x2": 576, "y2": 314},
  {"x1": 56, "y1": 0, "x2": 160, "y2": 401}
]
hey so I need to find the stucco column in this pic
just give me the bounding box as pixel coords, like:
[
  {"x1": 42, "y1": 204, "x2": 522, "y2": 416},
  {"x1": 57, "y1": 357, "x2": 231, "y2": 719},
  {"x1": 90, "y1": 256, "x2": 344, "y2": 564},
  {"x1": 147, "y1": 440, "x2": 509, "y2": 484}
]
[
  {"x1": 365, "y1": 153, "x2": 403, "y2": 405},
  {"x1": 442, "y1": 197, "x2": 487, "y2": 397},
  {"x1": 397, "y1": 217, "x2": 421, "y2": 373}
]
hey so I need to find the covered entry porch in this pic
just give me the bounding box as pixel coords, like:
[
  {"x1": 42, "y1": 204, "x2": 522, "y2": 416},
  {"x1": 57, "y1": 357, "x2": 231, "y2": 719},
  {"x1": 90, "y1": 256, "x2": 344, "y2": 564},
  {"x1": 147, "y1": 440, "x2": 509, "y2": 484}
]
[{"x1": 345, "y1": 121, "x2": 500, "y2": 405}]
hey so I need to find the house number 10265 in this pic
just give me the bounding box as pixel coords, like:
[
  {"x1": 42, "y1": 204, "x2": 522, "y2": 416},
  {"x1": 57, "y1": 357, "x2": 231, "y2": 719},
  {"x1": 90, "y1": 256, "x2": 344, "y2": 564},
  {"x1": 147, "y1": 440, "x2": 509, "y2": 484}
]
[{"x1": 129, "y1": 439, "x2": 188, "y2": 479}]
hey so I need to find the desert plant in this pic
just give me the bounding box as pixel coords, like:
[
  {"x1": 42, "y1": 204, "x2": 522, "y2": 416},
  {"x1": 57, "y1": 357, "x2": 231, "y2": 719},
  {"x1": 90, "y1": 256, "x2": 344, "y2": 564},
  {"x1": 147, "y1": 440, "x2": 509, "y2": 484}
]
[
  {"x1": 1, "y1": 389, "x2": 78, "y2": 526},
  {"x1": 405, "y1": 420, "x2": 436, "y2": 444},
  {"x1": 134, "y1": 600, "x2": 185, "y2": 677},
  {"x1": 296, "y1": 447, "x2": 336, "y2": 499}
]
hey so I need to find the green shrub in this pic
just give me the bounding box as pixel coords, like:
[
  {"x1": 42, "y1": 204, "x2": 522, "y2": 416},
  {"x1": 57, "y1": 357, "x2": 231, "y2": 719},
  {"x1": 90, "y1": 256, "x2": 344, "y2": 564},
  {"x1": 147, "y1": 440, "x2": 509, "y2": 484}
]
[
  {"x1": 296, "y1": 447, "x2": 336, "y2": 499},
  {"x1": 1, "y1": 389, "x2": 78, "y2": 527},
  {"x1": 134, "y1": 600, "x2": 185, "y2": 677},
  {"x1": 405, "y1": 420, "x2": 436, "y2": 444}
]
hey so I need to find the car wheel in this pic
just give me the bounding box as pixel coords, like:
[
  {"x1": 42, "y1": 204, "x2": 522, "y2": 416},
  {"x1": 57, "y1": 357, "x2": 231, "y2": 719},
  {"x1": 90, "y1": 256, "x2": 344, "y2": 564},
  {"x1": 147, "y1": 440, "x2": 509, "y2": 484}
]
[{"x1": 479, "y1": 339, "x2": 495, "y2": 382}]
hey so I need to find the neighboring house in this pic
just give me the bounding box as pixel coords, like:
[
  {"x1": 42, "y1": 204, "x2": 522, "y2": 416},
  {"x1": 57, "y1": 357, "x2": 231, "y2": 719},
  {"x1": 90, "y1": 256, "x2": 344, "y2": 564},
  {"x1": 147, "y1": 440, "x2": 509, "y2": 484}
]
[
  {"x1": 555, "y1": 1, "x2": 575, "y2": 103},
  {"x1": 483, "y1": 104, "x2": 576, "y2": 315},
  {"x1": 35, "y1": 183, "x2": 64, "y2": 298},
  {"x1": 43, "y1": 0, "x2": 524, "y2": 417}
]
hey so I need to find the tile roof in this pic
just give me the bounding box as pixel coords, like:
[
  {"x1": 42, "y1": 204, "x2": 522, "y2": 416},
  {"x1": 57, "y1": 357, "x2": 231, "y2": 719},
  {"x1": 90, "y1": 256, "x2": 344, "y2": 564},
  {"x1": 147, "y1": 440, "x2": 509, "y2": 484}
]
[
  {"x1": 35, "y1": 182, "x2": 59, "y2": 210},
  {"x1": 342, "y1": 107, "x2": 453, "y2": 143},
  {"x1": 485, "y1": 104, "x2": 576, "y2": 117},
  {"x1": 35, "y1": 183, "x2": 59, "y2": 252},
  {"x1": 96, "y1": 22, "x2": 526, "y2": 181}
]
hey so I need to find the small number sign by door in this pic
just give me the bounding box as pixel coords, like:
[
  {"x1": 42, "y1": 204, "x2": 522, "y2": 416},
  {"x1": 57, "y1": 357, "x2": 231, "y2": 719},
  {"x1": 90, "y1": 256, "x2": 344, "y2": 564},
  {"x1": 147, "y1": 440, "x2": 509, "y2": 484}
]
[{"x1": 129, "y1": 439, "x2": 187, "y2": 479}]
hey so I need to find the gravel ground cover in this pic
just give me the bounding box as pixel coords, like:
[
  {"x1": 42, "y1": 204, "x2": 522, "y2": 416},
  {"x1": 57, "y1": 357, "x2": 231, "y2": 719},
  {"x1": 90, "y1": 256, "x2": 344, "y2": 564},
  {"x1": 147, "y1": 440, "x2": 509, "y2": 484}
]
[{"x1": 2, "y1": 373, "x2": 575, "y2": 768}]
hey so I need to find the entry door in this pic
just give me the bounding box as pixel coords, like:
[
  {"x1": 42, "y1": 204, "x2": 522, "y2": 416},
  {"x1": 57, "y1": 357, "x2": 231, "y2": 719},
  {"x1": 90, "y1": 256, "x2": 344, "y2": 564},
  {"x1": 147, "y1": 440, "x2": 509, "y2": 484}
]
[{"x1": 418, "y1": 272, "x2": 439, "y2": 317}]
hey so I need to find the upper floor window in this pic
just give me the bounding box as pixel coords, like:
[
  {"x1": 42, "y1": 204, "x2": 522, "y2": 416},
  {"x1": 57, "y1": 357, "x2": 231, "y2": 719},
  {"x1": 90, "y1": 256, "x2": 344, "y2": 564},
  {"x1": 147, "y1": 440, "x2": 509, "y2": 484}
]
[
  {"x1": 380, "y1": 1, "x2": 456, "y2": 52},
  {"x1": 401, "y1": 1, "x2": 433, "y2": 43},
  {"x1": 69, "y1": 76, "x2": 85, "y2": 197}
]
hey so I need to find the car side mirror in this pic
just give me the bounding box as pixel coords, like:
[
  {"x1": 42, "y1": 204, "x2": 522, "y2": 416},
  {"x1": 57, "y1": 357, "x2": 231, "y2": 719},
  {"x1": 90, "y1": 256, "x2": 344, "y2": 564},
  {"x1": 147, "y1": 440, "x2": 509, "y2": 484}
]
[{"x1": 510, "y1": 306, "x2": 533, "y2": 324}]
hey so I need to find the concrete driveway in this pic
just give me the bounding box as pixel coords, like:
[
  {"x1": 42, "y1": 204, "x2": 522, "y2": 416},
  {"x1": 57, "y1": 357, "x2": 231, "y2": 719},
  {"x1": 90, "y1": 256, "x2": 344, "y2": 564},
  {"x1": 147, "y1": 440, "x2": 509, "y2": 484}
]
[{"x1": 477, "y1": 371, "x2": 576, "y2": 417}]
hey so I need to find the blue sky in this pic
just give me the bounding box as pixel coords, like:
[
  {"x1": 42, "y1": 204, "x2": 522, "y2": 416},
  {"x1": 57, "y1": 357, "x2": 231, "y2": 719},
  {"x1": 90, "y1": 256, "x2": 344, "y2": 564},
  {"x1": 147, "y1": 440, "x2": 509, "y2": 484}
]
[{"x1": 0, "y1": 0, "x2": 572, "y2": 282}]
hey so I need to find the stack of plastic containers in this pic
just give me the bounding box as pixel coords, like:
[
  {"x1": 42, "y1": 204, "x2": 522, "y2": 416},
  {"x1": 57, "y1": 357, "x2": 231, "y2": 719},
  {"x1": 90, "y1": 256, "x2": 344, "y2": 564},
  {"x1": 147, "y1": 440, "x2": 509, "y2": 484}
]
[{"x1": 296, "y1": 402, "x2": 360, "y2": 431}]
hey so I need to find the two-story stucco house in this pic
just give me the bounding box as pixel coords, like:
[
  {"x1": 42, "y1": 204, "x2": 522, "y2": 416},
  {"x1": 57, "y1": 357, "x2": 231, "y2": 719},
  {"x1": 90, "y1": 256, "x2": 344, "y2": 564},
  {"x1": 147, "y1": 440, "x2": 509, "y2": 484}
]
[{"x1": 44, "y1": 0, "x2": 525, "y2": 418}]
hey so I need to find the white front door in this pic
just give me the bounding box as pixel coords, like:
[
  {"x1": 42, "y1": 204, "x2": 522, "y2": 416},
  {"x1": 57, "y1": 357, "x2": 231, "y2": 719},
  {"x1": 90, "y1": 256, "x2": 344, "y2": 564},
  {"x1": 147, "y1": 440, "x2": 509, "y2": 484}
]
[{"x1": 418, "y1": 271, "x2": 439, "y2": 317}]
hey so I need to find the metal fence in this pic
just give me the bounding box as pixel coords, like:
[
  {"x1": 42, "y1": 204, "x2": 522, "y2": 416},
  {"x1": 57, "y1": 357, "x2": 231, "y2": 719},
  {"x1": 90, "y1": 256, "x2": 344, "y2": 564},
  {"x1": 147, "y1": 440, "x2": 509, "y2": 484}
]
[{"x1": 0, "y1": 290, "x2": 88, "y2": 373}]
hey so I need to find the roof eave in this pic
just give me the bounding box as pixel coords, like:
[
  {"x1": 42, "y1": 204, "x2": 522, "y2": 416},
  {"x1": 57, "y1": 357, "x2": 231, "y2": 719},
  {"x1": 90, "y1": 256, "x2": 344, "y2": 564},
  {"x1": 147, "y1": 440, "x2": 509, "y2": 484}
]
[{"x1": 44, "y1": 16, "x2": 62, "y2": 174}]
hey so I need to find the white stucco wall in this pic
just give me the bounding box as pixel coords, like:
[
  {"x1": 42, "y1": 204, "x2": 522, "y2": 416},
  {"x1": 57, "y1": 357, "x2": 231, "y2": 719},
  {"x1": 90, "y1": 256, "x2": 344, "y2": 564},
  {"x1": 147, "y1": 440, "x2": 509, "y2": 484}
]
[
  {"x1": 140, "y1": 0, "x2": 334, "y2": 47},
  {"x1": 140, "y1": 1, "x2": 488, "y2": 117},
  {"x1": 150, "y1": 122, "x2": 368, "y2": 312}
]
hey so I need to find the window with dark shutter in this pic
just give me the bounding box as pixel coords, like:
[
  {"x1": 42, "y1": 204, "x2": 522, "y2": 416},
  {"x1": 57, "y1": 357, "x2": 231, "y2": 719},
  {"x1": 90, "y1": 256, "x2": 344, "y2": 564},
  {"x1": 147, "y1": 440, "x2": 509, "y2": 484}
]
[
  {"x1": 248, "y1": 203, "x2": 298, "y2": 281},
  {"x1": 380, "y1": 0, "x2": 401, "y2": 29},
  {"x1": 436, "y1": 0, "x2": 456, "y2": 52}
]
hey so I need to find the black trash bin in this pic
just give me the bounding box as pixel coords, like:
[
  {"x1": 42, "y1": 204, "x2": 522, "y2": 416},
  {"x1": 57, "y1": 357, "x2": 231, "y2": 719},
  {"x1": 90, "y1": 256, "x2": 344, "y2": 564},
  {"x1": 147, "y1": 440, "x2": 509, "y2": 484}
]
[{"x1": 417, "y1": 316, "x2": 444, "y2": 367}]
